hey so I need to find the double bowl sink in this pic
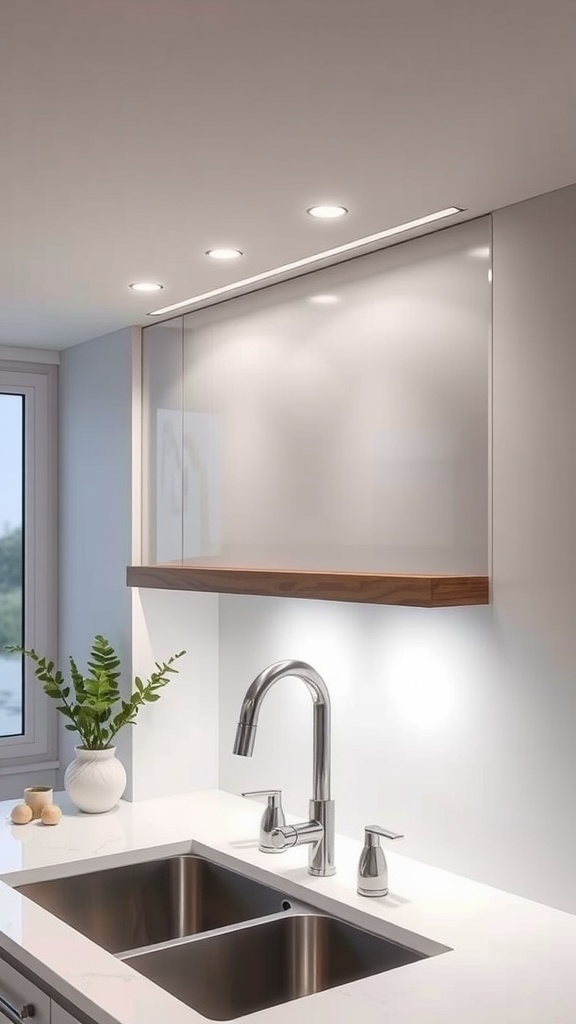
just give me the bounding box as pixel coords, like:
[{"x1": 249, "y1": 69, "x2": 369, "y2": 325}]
[{"x1": 16, "y1": 854, "x2": 448, "y2": 1020}]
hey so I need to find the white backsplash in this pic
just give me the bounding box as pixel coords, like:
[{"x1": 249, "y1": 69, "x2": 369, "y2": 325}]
[{"x1": 131, "y1": 588, "x2": 219, "y2": 801}]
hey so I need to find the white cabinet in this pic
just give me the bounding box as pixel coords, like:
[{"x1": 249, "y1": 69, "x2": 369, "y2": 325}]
[
  {"x1": 51, "y1": 1005, "x2": 82, "y2": 1024},
  {"x1": 0, "y1": 957, "x2": 50, "y2": 1024},
  {"x1": 142, "y1": 217, "x2": 491, "y2": 591},
  {"x1": 0, "y1": 956, "x2": 84, "y2": 1024}
]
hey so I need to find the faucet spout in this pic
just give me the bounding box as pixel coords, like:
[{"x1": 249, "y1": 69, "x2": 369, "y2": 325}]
[
  {"x1": 233, "y1": 722, "x2": 257, "y2": 757},
  {"x1": 232, "y1": 659, "x2": 331, "y2": 801},
  {"x1": 233, "y1": 659, "x2": 335, "y2": 876}
]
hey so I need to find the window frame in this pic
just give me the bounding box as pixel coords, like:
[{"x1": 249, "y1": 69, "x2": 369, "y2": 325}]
[{"x1": 0, "y1": 362, "x2": 57, "y2": 769}]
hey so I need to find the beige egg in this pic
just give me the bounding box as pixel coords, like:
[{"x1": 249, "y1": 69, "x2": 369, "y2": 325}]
[
  {"x1": 11, "y1": 803, "x2": 33, "y2": 825},
  {"x1": 40, "y1": 804, "x2": 62, "y2": 826}
]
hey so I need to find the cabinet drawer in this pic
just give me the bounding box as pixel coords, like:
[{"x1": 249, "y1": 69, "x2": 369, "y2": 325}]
[{"x1": 0, "y1": 957, "x2": 50, "y2": 1024}]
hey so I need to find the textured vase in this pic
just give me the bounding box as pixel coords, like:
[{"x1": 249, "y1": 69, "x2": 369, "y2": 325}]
[{"x1": 64, "y1": 746, "x2": 127, "y2": 813}]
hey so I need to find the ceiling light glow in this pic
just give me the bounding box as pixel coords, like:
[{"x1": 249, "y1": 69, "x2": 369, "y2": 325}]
[
  {"x1": 205, "y1": 248, "x2": 243, "y2": 260},
  {"x1": 309, "y1": 294, "x2": 340, "y2": 305},
  {"x1": 149, "y1": 207, "x2": 463, "y2": 317},
  {"x1": 306, "y1": 205, "x2": 349, "y2": 219},
  {"x1": 129, "y1": 282, "x2": 163, "y2": 292}
]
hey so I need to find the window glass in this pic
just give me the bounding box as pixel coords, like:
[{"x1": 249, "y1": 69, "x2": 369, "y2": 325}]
[{"x1": 0, "y1": 394, "x2": 24, "y2": 736}]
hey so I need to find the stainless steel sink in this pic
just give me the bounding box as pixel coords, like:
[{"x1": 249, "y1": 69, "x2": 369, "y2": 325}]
[
  {"x1": 16, "y1": 852, "x2": 449, "y2": 1019},
  {"x1": 121, "y1": 911, "x2": 426, "y2": 1020},
  {"x1": 15, "y1": 855, "x2": 289, "y2": 954}
]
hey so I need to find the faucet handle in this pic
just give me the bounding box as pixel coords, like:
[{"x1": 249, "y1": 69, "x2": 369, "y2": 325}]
[
  {"x1": 242, "y1": 790, "x2": 286, "y2": 853},
  {"x1": 358, "y1": 825, "x2": 404, "y2": 898},
  {"x1": 242, "y1": 789, "x2": 283, "y2": 806},
  {"x1": 364, "y1": 825, "x2": 404, "y2": 842}
]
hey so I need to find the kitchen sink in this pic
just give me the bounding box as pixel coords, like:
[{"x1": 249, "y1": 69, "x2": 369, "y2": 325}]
[
  {"x1": 15, "y1": 852, "x2": 449, "y2": 1019},
  {"x1": 122, "y1": 911, "x2": 426, "y2": 1020},
  {"x1": 15, "y1": 854, "x2": 289, "y2": 954}
]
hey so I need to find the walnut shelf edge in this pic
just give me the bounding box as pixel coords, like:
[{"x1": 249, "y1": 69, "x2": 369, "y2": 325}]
[{"x1": 127, "y1": 566, "x2": 489, "y2": 608}]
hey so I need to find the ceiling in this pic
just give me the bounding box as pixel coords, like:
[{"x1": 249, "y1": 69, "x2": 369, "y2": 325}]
[{"x1": 2, "y1": 0, "x2": 576, "y2": 350}]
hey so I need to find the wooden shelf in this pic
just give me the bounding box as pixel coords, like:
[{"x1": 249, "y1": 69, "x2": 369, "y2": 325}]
[{"x1": 127, "y1": 565, "x2": 489, "y2": 608}]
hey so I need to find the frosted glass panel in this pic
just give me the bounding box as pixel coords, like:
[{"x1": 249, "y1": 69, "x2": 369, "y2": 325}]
[
  {"x1": 144, "y1": 217, "x2": 490, "y2": 573},
  {"x1": 143, "y1": 318, "x2": 183, "y2": 564}
]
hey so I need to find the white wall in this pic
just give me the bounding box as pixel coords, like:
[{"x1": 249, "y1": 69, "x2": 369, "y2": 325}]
[
  {"x1": 490, "y1": 183, "x2": 576, "y2": 908},
  {"x1": 219, "y1": 597, "x2": 522, "y2": 882},
  {"x1": 58, "y1": 327, "x2": 135, "y2": 788},
  {"x1": 218, "y1": 182, "x2": 576, "y2": 915},
  {"x1": 0, "y1": 345, "x2": 59, "y2": 364},
  {"x1": 59, "y1": 325, "x2": 220, "y2": 799},
  {"x1": 131, "y1": 589, "x2": 219, "y2": 801}
]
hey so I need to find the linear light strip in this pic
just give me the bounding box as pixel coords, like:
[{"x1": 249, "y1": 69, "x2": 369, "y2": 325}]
[{"x1": 148, "y1": 206, "x2": 463, "y2": 317}]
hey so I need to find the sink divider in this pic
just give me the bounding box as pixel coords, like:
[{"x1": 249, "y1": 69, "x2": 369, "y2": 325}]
[{"x1": 115, "y1": 902, "x2": 316, "y2": 962}]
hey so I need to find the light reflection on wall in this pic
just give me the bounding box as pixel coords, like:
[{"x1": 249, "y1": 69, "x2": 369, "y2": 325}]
[{"x1": 387, "y1": 639, "x2": 458, "y2": 730}]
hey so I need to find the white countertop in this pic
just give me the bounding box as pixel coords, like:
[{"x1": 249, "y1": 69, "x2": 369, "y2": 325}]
[{"x1": 0, "y1": 789, "x2": 574, "y2": 1024}]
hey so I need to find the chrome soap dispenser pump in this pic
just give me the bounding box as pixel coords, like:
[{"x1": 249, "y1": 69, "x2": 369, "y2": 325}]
[
  {"x1": 242, "y1": 789, "x2": 286, "y2": 853},
  {"x1": 357, "y1": 825, "x2": 404, "y2": 897}
]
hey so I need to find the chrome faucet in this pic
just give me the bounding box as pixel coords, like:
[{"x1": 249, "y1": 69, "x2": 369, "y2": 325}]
[{"x1": 233, "y1": 659, "x2": 335, "y2": 877}]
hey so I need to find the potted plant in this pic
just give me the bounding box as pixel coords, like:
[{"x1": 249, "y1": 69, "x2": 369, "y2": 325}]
[{"x1": 7, "y1": 634, "x2": 185, "y2": 813}]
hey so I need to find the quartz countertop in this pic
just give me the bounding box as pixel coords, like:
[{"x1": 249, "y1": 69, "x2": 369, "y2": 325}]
[{"x1": 0, "y1": 789, "x2": 574, "y2": 1024}]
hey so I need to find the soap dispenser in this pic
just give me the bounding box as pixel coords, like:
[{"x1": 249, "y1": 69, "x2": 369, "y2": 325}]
[
  {"x1": 357, "y1": 824, "x2": 404, "y2": 897},
  {"x1": 242, "y1": 789, "x2": 286, "y2": 853}
]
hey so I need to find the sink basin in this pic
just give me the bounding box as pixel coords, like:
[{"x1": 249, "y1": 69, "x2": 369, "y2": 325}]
[
  {"x1": 15, "y1": 855, "x2": 289, "y2": 954},
  {"x1": 122, "y1": 912, "x2": 426, "y2": 1020},
  {"x1": 16, "y1": 852, "x2": 449, "y2": 1019}
]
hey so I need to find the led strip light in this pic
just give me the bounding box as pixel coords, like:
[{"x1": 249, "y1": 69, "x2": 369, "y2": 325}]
[{"x1": 148, "y1": 206, "x2": 463, "y2": 317}]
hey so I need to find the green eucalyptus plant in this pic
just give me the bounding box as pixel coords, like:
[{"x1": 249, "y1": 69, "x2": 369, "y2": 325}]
[{"x1": 6, "y1": 634, "x2": 185, "y2": 750}]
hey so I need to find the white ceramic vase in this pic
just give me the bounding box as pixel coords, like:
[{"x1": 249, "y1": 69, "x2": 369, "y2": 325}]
[{"x1": 64, "y1": 746, "x2": 126, "y2": 813}]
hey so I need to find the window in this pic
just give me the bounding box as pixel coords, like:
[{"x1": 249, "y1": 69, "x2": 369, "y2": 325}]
[
  {"x1": 0, "y1": 364, "x2": 57, "y2": 768},
  {"x1": 0, "y1": 394, "x2": 24, "y2": 734}
]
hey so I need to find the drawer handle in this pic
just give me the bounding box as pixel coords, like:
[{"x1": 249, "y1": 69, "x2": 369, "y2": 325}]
[{"x1": 0, "y1": 996, "x2": 35, "y2": 1023}]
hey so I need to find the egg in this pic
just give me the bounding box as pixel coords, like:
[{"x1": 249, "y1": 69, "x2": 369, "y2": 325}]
[
  {"x1": 40, "y1": 804, "x2": 62, "y2": 826},
  {"x1": 10, "y1": 804, "x2": 33, "y2": 825}
]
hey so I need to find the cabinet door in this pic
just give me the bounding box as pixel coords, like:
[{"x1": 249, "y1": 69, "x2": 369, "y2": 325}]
[
  {"x1": 51, "y1": 1005, "x2": 82, "y2": 1024},
  {"x1": 0, "y1": 957, "x2": 50, "y2": 1024},
  {"x1": 143, "y1": 217, "x2": 491, "y2": 579}
]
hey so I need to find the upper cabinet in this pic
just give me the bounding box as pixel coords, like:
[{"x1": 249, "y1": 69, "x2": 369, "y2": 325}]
[{"x1": 131, "y1": 217, "x2": 491, "y2": 606}]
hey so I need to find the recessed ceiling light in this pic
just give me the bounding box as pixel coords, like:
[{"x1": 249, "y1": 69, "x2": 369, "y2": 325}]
[
  {"x1": 306, "y1": 205, "x2": 349, "y2": 219},
  {"x1": 129, "y1": 282, "x2": 164, "y2": 292},
  {"x1": 205, "y1": 248, "x2": 243, "y2": 260},
  {"x1": 148, "y1": 207, "x2": 464, "y2": 317},
  {"x1": 309, "y1": 294, "x2": 340, "y2": 305}
]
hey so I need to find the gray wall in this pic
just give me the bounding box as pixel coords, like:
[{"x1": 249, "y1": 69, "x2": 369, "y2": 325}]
[
  {"x1": 491, "y1": 184, "x2": 576, "y2": 905},
  {"x1": 58, "y1": 327, "x2": 135, "y2": 791},
  {"x1": 219, "y1": 182, "x2": 576, "y2": 914}
]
